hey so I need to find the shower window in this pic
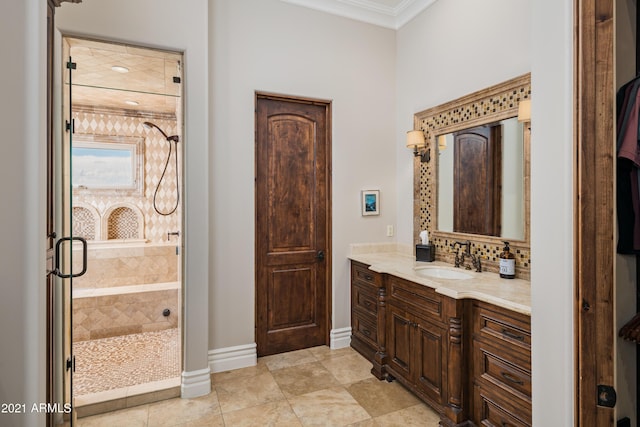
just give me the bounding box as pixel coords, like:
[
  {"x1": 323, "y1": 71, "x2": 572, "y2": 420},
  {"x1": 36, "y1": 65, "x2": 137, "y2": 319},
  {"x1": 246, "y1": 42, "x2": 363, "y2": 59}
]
[{"x1": 72, "y1": 135, "x2": 144, "y2": 196}]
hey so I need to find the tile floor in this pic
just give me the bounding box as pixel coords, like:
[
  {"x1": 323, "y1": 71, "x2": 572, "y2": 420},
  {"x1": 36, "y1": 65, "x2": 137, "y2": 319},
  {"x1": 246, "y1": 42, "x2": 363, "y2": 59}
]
[{"x1": 75, "y1": 346, "x2": 441, "y2": 426}]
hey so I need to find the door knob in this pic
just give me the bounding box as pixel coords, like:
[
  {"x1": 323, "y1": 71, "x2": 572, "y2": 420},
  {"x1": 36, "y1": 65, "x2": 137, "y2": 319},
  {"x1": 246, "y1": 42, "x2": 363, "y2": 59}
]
[{"x1": 317, "y1": 250, "x2": 325, "y2": 261}]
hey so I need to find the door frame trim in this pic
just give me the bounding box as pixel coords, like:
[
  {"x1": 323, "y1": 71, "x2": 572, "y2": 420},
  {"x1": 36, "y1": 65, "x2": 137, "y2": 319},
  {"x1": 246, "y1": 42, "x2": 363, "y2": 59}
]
[
  {"x1": 574, "y1": 0, "x2": 615, "y2": 424},
  {"x1": 254, "y1": 91, "x2": 333, "y2": 350}
]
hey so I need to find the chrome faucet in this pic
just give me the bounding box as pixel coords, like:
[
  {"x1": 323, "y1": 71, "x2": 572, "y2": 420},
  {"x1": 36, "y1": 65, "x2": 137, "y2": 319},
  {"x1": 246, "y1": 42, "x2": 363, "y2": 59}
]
[{"x1": 451, "y1": 240, "x2": 481, "y2": 272}]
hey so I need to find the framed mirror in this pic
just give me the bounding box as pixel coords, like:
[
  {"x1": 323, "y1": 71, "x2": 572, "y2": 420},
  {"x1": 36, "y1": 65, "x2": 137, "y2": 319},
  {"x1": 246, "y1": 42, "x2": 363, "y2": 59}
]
[{"x1": 412, "y1": 73, "x2": 531, "y2": 277}]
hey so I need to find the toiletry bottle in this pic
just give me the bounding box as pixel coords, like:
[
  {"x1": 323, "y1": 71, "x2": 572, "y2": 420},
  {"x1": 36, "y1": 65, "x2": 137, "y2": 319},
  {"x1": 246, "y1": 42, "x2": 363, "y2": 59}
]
[{"x1": 499, "y1": 241, "x2": 515, "y2": 279}]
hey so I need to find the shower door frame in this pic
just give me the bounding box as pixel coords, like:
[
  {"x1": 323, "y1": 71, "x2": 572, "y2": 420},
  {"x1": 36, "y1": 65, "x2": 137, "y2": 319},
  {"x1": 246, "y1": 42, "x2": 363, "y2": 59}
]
[{"x1": 53, "y1": 33, "x2": 185, "y2": 419}]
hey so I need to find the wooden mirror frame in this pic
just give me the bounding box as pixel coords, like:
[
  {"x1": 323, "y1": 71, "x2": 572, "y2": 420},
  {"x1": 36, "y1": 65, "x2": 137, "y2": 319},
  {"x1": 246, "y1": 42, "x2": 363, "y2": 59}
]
[{"x1": 412, "y1": 73, "x2": 531, "y2": 278}]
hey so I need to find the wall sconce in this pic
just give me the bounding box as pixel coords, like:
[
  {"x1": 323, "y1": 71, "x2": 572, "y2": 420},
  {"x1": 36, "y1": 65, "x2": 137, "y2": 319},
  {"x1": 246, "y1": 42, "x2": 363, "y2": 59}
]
[
  {"x1": 406, "y1": 130, "x2": 430, "y2": 162},
  {"x1": 518, "y1": 99, "x2": 531, "y2": 122}
]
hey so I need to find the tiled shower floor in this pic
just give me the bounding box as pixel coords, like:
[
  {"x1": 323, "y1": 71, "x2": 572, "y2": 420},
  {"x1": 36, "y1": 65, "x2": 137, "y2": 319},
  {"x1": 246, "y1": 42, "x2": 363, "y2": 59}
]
[{"x1": 73, "y1": 328, "x2": 181, "y2": 397}]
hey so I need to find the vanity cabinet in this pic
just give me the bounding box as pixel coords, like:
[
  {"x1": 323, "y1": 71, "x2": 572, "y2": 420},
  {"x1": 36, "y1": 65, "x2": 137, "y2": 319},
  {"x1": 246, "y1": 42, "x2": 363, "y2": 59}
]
[
  {"x1": 472, "y1": 301, "x2": 532, "y2": 426},
  {"x1": 349, "y1": 260, "x2": 529, "y2": 426},
  {"x1": 350, "y1": 261, "x2": 384, "y2": 363},
  {"x1": 385, "y1": 275, "x2": 449, "y2": 407}
]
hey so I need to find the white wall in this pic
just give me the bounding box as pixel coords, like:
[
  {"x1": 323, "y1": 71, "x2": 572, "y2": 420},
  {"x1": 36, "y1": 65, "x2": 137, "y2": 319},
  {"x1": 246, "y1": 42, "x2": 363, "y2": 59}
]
[
  {"x1": 56, "y1": 0, "x2": 210, "y2": 393},
  {"x1": 209, "y1": 0, "x2": 397, "y2": 350},
  {"x1": 530, "y1": 0, "x2": 574, "y2": 425},
  {"x1": 395, "y1": 0, "x2": 532, "y2": 245},
  {"x1": 0, "y1": 0, "x2": 47, "y2": 424}
]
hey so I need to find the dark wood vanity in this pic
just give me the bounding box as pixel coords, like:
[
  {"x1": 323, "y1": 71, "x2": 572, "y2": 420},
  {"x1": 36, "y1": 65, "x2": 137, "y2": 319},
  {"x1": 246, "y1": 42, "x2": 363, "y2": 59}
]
[{"x1": 350, "y1": 260, "x2": 531, "y2": 427}]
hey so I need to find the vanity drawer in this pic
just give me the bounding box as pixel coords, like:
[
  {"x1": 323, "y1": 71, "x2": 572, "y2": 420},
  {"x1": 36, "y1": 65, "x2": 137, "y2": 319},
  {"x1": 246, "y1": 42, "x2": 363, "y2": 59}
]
[
  {"x1": 474, "y1": 384, "x2": 531, "y2": 427},
  {"x1": 352, "y1": 283, "x2": 378, "y2": 317},
  {"x1": 387, "y1": 275, "x2": 444, "y2": 323},
  {"x1": 352, "y1": 311, "x2": 378, "y2": 349},
  {"x1": 475, "y1": 343, "x2": 531, "y2": 400},
  {"x1": 351, "y1": 261, "x2": 383, "y2": 288},
  {"x1": 473, "y1": 302, "x2": 531, "y2": 357}
]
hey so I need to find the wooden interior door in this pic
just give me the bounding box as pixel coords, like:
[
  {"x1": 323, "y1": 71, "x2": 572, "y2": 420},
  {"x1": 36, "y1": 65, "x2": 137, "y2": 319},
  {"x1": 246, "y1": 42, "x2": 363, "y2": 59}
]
[
  {"x1": 255, "y1": 93, "x2": 331, "y2": 357},
  {"x1": 453, "y1": 125, "x2": 502, "y2": 236}
]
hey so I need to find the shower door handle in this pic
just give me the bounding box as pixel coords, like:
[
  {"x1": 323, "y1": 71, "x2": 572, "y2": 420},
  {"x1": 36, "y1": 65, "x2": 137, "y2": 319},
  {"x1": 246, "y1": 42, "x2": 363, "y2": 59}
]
[{"x1": 51, "y1": 236, "x2": 88, "y2": 278}]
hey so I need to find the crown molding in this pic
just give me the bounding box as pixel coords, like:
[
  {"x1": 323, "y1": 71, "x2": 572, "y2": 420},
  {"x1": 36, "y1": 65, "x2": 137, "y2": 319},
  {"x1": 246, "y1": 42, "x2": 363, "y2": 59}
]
[{"x1": 281, "y1": 0, "x2": 436, "y2": 30}]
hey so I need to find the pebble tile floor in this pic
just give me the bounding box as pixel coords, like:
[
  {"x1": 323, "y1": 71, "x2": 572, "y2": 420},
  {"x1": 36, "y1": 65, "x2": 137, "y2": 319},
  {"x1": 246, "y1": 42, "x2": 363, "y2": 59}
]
[
  {"x1": 73, "y1": 329, "x2": 181, "y2": 396},
  {"x1": 74, "y1": 345, "x2": 441, "y2": 426}
]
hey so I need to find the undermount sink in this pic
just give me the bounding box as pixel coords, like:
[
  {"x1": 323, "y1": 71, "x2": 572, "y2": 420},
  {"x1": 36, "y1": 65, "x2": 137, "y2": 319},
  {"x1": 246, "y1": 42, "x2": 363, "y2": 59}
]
[{"x1": 414, "y1": 267, "x2": 473, "y2": 280}]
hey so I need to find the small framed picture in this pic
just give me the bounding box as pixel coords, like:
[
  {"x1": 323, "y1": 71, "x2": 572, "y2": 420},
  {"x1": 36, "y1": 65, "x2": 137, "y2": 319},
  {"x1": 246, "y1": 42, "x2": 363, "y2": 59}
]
[{"x1": 361, "y1": 190, "x2": 380, "y2": 216}]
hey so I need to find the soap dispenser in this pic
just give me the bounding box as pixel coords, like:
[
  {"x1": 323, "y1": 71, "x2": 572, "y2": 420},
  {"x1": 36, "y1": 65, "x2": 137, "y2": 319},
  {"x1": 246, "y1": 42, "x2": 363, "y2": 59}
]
[{"x1": 499, "y1": 241, "x2": 515, "y2": 279}]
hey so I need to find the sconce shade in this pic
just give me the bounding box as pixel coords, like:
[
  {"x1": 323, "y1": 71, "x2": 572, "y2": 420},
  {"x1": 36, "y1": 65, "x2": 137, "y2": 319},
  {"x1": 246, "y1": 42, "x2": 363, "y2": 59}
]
[
  {"x1": 437, "y1": 135, "x2": 447, "y2": 151},
  {"x1": 518, "y1": 99, "x2": 531, "y2": 122},
  {"x1": 406, "y1": 130, "x2": 426, "y2": 149}
]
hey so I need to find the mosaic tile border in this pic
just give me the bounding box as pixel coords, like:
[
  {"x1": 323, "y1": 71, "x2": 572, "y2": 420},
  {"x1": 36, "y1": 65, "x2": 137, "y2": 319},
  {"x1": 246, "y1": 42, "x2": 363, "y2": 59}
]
[{"x1": 412, "y1": 74, "x2": 531, "y2": 279}]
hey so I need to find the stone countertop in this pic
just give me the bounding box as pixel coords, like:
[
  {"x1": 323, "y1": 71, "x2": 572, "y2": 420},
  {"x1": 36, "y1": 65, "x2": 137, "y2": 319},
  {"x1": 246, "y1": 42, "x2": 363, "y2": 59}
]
[{"x1": 348, "y1": 251, "x2": 531, "y2": 316}]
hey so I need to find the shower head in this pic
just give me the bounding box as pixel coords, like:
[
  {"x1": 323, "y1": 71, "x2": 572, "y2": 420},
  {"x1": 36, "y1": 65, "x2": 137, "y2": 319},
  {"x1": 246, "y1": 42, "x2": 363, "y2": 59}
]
[{"x1": 143, "y1": 121, "x2": 180, "y2": 142}]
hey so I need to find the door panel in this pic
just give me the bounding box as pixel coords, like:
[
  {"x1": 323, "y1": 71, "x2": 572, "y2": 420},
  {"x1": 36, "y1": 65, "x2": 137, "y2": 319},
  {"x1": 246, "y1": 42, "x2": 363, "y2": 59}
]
[
  {"x1": 256, "y1": 94, "x2": 331, "y2": 356},
  {"x1": 415, "y1": 319, "x2": 445, "y2": 404},
  {"x1": 453, "y1": 125, "x2": 502, "y2": 236},
  {"x1": 269, "y1": 267, "x2": 315, "y2": 330},
  {"x1": 267, "y1": 116, "x2": 316, "y2": 250},
  {"x1": 387, "y1": 307, "x2": 412, "y2": 375}
]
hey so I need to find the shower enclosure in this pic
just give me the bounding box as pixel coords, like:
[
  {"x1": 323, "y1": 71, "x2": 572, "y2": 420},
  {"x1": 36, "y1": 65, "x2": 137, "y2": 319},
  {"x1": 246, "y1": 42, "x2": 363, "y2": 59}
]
[{"x1": 61, "y1": 36, "x2": 184, "y2": 417}]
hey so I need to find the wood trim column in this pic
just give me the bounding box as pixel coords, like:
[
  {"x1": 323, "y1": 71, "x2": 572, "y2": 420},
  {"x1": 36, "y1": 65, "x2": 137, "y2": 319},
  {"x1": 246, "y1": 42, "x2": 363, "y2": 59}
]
[
  {"x1": 574, "y1": 0, "x2": 615, "y2": 425},
  {"x1": 372, "y1": 286, "x2": 388, "y2": 380}
]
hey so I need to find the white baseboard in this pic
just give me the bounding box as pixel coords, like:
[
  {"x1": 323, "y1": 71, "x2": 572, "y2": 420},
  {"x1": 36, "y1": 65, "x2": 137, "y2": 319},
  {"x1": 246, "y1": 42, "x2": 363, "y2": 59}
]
[
  {"x1": 330, "y1": 327, "x2": 352, "y2": 349},
  {"x1": 208, "y1": 343, "x2": 257, "y2": 373},
  {"x1": 181, "y1": 367, "x2": 211, "y2": 398},
  {"x1": 207, "y1": 333, "x2": 350, "y2": 375}
]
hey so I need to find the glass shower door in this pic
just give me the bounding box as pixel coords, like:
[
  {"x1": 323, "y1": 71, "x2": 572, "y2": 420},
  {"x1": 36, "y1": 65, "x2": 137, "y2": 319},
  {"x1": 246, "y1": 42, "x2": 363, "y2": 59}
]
[{"x1": 50, "y1": 53, "x2": 88, "y2": 426}]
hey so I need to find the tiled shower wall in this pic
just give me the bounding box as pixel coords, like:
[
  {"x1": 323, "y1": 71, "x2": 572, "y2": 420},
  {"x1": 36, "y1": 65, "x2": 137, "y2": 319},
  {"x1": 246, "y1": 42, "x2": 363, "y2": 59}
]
[
  {"x1": 73, "y1": 106, "x2": 181, "y2": 244},
  {"x1": 72, "y1": 244, "x2": 178, "y2": 289},
  {"x1": 72, "y1": 288, "x2": 179, "y2": 342},
  {"x1": 72, "y1": 244, "x2": 179, "y2": 342},
  {"x1": 71, "y1": 107, "x2": 181, "y2": 342}
]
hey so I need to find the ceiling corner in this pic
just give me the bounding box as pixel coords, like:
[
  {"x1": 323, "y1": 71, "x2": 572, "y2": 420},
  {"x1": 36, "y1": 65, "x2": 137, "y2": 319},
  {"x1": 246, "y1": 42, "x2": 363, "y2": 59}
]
[{"x1": 280, "y1": 0, "x2": 437, "y2": 30}]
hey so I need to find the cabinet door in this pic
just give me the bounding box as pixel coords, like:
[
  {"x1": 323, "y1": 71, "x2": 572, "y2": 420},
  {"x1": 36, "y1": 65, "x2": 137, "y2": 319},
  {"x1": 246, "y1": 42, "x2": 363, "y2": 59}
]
[
  {"x1": 387, "y1": 305, "x2": 413, "y2": 379},
  {"x1": 414, "y1": 317, "x2": 446, "y2": 405}
]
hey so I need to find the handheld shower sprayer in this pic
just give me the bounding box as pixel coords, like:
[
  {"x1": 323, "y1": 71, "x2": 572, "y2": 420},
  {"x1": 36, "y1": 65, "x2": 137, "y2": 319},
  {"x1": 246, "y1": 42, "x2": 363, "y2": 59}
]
[
  {"x1": 143, "y1": 121, "x2": 180, "y2": 142},
  {"x1": 143, "y1": 121, "x2": 180, "y2": 216}
]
